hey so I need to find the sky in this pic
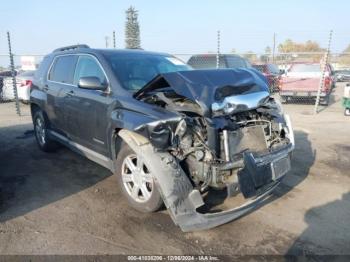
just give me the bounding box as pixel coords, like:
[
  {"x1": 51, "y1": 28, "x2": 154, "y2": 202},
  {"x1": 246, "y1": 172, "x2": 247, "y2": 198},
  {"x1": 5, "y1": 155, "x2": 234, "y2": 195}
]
[{"x1": 0, "y1": 0, "x2": 349, "y2": 57}]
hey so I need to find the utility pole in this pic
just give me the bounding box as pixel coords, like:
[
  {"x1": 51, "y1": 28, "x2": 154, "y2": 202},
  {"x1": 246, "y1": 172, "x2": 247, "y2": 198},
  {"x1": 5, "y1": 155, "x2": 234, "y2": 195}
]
[
  {"x1": 113, "y1": 31, "x2": 116, "y2": 48},
  {"x1": 216, "y1": 30, "x2": 220, "y2": 69},
  {"x1": 272, "y1": 33, "x2": 276, "y2": 64},
  {"x1": 7, "y1": 31, "x2": 21, "y2": 116},
  {"x1": 314, "y1": 30, "x2": 333, "y2": 114}
]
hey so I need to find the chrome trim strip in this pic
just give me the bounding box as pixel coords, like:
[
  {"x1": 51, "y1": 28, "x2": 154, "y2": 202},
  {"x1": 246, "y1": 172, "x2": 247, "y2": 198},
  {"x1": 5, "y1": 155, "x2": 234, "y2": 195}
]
[{"x1": 93, "y1": 138, "x2": 105, "y2": 145}]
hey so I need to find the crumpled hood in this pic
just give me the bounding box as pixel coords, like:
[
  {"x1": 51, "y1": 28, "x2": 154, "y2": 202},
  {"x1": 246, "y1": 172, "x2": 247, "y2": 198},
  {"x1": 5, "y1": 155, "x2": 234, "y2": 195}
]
[{"x1": 135, "y1": 68, "x2": 270, "y2": 115}]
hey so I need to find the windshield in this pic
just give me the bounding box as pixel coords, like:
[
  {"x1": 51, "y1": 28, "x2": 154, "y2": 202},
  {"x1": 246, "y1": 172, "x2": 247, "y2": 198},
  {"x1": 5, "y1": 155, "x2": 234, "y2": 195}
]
[
  {"x1": 289, "y1": 64, "x2": 321, "y2": 73},
  {"x1": 106, "y1": 53, "x2": 191, "y2": 91}
]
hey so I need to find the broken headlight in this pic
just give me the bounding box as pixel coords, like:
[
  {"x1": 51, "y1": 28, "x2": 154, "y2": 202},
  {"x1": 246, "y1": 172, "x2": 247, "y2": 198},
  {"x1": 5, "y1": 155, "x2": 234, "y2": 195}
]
[
  {"x1": 149, "y1": 123, "x2": 171, "y2": 150},
  {"x1": 175, "y1": 119, "x2": 187, "y2": 138}
]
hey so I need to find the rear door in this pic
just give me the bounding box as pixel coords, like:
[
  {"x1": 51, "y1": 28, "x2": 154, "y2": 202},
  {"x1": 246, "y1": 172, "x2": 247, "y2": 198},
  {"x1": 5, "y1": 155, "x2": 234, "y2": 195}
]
[{"x1": 46, "y1": 55, "x2": 78, "y2": 132}]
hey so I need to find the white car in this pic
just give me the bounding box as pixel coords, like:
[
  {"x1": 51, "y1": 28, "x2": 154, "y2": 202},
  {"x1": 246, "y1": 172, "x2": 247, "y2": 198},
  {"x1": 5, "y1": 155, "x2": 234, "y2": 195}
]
[{"x1": 2, "y1": 70, "x2": 35, "y2": 103}]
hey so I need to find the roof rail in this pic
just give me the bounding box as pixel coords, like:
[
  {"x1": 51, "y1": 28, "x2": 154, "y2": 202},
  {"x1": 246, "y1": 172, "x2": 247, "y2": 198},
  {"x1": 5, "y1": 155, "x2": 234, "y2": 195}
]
[{"x1": 53, "y1": 44, "x2": 90, "y2": 53}]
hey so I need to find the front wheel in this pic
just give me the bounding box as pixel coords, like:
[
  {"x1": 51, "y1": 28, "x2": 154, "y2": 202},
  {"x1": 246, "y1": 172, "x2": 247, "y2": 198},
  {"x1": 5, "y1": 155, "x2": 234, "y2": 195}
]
[{"x1": 115, "y1": 144, "x2": 163, "y2": 212}]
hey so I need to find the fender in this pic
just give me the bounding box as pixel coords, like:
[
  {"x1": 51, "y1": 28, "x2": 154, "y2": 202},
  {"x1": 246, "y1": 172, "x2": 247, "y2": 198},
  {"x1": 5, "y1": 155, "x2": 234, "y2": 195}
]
[
  {"x1": 108, "y1": 108, "x2": 182, "y2": 160},
  {"x1": 118, "y1": 129, "x2": 205, "y2": 229}
]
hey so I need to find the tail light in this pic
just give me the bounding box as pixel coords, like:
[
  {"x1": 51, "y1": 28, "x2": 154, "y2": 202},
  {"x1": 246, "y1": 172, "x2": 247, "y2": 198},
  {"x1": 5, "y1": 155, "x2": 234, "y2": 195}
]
[
  {"x1": 20, "y1": 80, "x2": 32, "y2": 87},
  {"x1": 324, "y1": 76, "x2": 331, "y2": 91}
]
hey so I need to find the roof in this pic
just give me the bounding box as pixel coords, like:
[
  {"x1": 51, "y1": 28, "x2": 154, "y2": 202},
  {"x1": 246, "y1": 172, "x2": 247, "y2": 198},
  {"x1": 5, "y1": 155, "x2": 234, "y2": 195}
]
[
  {"x1": 189, "y1": 54, "x2": 243, "y2": 58},
  {"x1": 51, "y1": 44, "x2": 169, "y2": 57}
]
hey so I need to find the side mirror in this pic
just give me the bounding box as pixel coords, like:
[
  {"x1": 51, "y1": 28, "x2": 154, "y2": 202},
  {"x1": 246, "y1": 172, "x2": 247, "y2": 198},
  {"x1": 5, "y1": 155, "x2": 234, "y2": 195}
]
[{"x1": 78, "y1": 76, "x2": 107, "y2": 90}]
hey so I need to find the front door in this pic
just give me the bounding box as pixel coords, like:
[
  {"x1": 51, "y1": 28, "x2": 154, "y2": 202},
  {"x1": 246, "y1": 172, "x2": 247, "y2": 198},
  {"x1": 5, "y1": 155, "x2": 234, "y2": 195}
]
[{"x1": 64, "y1": 55, "x2": 110, "y2": 156}]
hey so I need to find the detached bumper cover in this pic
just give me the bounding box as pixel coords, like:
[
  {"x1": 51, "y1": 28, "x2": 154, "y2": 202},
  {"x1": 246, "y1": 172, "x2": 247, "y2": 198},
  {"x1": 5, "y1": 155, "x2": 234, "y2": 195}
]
[
  {"x1": 238, "y1": 144, "x2": 292, "y2": 198},
  {"x1": 119, "y1": 130, "x2": 294, "y2": 232}
]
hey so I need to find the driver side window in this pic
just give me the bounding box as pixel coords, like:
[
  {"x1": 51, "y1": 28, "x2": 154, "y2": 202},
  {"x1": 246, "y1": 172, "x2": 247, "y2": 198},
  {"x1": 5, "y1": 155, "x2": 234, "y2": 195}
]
[{"x1": 73, "y1": 55, "x2": 106, "y2": 86}]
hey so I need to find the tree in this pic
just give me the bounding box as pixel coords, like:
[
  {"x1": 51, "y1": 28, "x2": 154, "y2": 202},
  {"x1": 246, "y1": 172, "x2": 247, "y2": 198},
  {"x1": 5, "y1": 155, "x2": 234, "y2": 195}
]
[
  {"x1": 125, "y1": 6, "x2": 141, "y2": 49},
  {"x1": 278, "y1": 39, "x2": 324, "y2": 53},
  {"x1": 243, "y1": 51, "x2": 257, "y2": 62},
  {"x1": 339, "y1": 44, "x2": 350, "y2": 66},
  {"x1": 277, "y1": 39, "x2": 325, "y2": 62},
  {"x1": 265, "y1": 46, "x2": 271, "y2": 54}
]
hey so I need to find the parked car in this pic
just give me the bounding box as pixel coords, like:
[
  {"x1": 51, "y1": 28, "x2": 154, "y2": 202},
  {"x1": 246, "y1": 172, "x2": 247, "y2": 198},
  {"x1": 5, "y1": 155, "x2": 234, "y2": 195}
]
[
  {"x1": 2, "y1": 70, "x2": 35, "y2": 103},
  {"x1": 30, "y1": 45, "x2": 294, "y2": 232},
  {"x1": 252, "y1": 63, "x2": 282, "y2": 93},
  {"x1": 280, "y1": 63, "x2": 334, "y2": 105},
  {"x1": 335, "y1": 69, "x2": 350, "y2": 82},
  {"x1": 0, "y1": 70, "x2": 16, "y2": 100},
  {"x1": 187, "y1": 54, "x2": 252, "y2": 69}
]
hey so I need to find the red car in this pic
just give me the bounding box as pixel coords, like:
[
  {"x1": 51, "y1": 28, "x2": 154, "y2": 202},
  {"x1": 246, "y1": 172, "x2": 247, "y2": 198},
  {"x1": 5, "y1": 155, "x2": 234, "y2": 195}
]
[
  {"x1": 253, "y1": 64, "x2": 282, "y2": 93},
  {"x1": 280, "y1": 63, "x2": 334, "y2": 105}
]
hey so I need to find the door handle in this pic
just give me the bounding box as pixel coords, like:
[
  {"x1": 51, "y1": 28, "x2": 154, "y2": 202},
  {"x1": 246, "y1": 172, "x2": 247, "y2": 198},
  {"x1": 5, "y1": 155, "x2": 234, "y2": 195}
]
[
  {"x1": 43, "y1": 85, "x2": 49, "y2": 91},
  {"x1": 66, "y1": 90, "x2": 75, "y2": 97}
]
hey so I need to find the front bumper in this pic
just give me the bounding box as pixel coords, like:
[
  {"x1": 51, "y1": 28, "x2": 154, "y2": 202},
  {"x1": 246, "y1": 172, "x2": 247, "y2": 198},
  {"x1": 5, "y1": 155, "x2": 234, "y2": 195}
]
[{"x1": 175, "y1": 143, "x2": 293, "y2": 231}]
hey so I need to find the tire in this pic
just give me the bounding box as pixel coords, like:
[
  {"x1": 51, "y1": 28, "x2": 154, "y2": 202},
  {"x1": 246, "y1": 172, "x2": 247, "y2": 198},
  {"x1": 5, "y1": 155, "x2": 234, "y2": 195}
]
[
  {"x1": 115, "y1": 143, "x2": 163, "y2": 213},
  {"x1": 345, "y1": 108, "x2": 350, "y2": 116},
  {"x1": 319, "y1": 95, "x2": 330, "y2": 106},
  {"x1": 33, "y1": 110, "x2": 59, "y2": 152}
]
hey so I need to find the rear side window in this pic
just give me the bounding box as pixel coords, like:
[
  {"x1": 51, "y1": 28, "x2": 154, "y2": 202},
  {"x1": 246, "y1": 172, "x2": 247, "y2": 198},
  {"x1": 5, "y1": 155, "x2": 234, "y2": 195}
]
[
  {"x1": 73, "y1": 55, "x2": 106, "y2": 85},
  {"x1": 49, "y1": 55, "x2": 77, "y2": 84},
  {"x1": 34, "y1": 56, "x2": 52, "y2": 83}
]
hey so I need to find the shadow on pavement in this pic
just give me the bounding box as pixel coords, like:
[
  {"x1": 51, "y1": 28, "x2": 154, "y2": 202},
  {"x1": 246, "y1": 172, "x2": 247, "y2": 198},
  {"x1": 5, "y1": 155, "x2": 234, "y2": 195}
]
[
  {"x1": 270, "y1": 130, "x2": 315, "y2": 200},
  {"x1": 0, "y1": 123, "x2": 314, "y2": 229},
  {"x1": 0, "y1": 123, "x2": 112, "y2": 222},
  {"x1": 286, "y1": 192, "x2": 350, "y2": 255}
]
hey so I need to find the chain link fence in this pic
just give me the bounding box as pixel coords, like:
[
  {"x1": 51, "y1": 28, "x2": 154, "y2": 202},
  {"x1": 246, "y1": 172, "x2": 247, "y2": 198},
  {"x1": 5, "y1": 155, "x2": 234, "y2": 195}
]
[
  {"x1": 1, "y1": 49, "x2": 349, "y2": 115},
  {"x1": 0, "y1": 53, "x2": 44, "y2": 113},
  {"x1": 174, "y1": 52, "x2": 350, "y2": 113}
]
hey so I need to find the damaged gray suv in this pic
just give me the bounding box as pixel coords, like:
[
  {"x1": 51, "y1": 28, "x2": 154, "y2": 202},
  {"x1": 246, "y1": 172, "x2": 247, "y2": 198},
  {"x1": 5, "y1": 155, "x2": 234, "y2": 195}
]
[{"x1": 30, "y1": 45, "x2": 294, "y2": 232}]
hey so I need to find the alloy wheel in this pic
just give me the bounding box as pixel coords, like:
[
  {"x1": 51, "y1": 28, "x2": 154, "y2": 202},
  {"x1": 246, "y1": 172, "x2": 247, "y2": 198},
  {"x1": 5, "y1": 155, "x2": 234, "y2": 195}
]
[{"x1": 121, "y1": 154, "x2": 154, "y2": 203}]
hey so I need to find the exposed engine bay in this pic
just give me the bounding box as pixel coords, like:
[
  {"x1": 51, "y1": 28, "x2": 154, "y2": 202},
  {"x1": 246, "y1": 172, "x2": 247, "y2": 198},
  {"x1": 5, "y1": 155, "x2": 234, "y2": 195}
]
[
  {"x1": 127, "y1": 69, "x2": 294, "y2": 231},
  {"x1": 135, "y1": 69, "x2": 293, "y2": 199}
]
